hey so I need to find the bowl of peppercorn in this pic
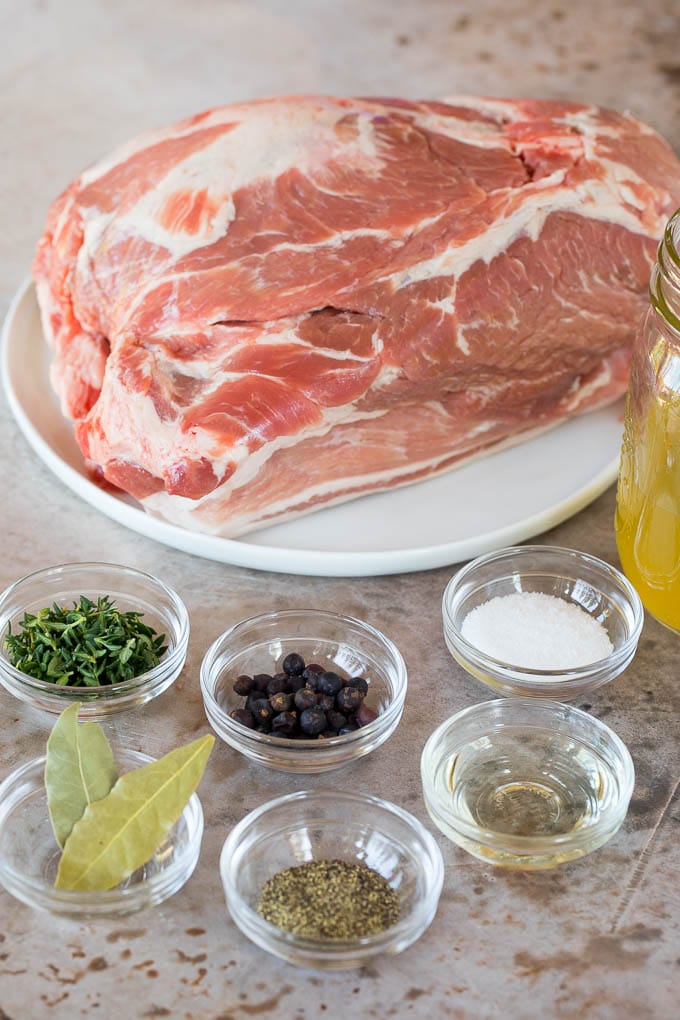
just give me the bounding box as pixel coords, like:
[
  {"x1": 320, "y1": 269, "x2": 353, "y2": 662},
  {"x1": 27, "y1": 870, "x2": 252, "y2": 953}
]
[
  {"x1": 0, "y1": 562, "x2": 190, "y2": 718},
  {"x1": 199, "y1": 609, "x2": 407, "y2": 772},
  {"x1": 219, "y1": 789, "x2": 444, "y2": 969}
]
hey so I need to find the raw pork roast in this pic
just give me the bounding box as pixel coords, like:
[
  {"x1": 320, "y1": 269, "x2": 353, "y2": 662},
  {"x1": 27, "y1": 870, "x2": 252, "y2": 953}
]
[{"x1": 33, "y1": 96, "x2": 680, "y2": 536}]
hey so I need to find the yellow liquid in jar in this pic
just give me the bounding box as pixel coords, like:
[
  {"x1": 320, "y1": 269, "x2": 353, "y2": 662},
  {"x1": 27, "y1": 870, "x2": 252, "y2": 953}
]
[{"x1": 615, "y1": 388, "x2": 680, "y2": 632}]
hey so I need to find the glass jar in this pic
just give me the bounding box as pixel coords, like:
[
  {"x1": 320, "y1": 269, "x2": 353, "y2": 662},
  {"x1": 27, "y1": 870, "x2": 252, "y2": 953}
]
[{"x1": 615, "y1": 208, "x2": 680, "y2": 632}]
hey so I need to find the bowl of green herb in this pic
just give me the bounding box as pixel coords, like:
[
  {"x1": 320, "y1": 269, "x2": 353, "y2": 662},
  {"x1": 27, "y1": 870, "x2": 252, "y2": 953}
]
[
  {"x1": 0, "y1": 562, "x2": 189, "y2": 717},
  {"x1": 0, "y1": 704, "x2": 212, "y2": 918},
  {"x1": 220, "y1": 789, "x2": 444, "y2": 969}
]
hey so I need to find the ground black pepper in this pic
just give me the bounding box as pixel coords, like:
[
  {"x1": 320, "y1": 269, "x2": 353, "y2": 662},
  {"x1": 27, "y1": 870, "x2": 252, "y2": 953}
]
[{"x1": 257, "y1": 858, "x2": 400, "y2": 939}]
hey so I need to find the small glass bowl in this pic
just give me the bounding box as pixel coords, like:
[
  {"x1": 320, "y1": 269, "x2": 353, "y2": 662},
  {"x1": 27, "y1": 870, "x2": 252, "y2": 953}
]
[
  {"x1": 0, "y1": 749, "x2": 204, "y2": 918},
  {"x1": 219, "y1": 789, "x2": 444, "y2": 969},
  {"x1": 0, "y1": 562, "x2": 190, "y2": 718},
  {"x1": 442, "y1": 545, "x2": 644, "y2": 700},
  {"x1": 200, "y1": 609, "x2": 407, "y2": 773},
  {"x1": 421, "y1": 698, "x2": 635, "y2": 870}
]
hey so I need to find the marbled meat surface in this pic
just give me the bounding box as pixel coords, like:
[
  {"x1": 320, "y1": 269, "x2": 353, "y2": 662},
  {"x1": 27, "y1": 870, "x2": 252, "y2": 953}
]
[{"x1": 33, "y1": 95, "x2": 680, "y2": 536}]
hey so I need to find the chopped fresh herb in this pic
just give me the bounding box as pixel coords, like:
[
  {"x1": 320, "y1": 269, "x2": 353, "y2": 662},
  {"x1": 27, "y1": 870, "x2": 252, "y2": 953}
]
[{"x1": 5, "y1": 595, "x2": 168, "y2": 687}]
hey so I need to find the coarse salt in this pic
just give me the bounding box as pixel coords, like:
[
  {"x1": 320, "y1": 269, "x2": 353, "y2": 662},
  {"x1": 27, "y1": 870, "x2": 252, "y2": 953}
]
[{"x1": 461, "y1": 591, "x2": 613, "y2": 670}]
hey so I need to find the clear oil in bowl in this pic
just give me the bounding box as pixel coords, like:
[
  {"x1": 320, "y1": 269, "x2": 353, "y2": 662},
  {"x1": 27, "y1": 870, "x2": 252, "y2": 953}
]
[
  {"x1": 422, "y1": 701, "x2": 634, "y2": 871},
  {"x1": 445, "y1": 729, "x2": 623, "y2": 869}
]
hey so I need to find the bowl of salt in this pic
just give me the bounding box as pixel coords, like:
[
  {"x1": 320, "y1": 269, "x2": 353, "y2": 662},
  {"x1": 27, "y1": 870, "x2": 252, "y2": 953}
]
[{"x1": 442, "y1": 545, "x2": 644, "y2": 700}]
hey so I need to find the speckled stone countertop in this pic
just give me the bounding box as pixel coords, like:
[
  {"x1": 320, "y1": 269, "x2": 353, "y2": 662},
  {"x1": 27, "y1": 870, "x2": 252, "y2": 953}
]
[{"x1": 1, "y1": 2, "x2": 679, "y2": 1018}]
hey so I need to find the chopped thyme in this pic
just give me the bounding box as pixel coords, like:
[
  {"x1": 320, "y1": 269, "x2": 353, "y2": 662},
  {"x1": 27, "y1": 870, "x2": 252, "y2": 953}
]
[{"x1": 5, "y1": 595, "x2": 167, "y2": 687}]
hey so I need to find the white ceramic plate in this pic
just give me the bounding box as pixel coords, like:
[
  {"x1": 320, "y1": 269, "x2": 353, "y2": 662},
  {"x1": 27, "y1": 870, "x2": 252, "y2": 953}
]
[{"x1": 1, "y1": 280, "x2": 623, "y2": 577}]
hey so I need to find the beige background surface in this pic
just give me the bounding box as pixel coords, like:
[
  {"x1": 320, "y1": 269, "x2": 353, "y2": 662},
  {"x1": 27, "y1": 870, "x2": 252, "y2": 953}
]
[{"x1": 1, "y1": 2, "x2": 679, "y2": 1018}]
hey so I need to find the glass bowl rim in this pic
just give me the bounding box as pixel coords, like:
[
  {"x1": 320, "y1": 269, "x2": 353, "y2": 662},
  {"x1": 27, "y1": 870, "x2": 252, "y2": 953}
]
[
  {"x1": 421, "y1": 697, "x2": 636, "y2": 853},
  {"x1": 0, "y1": 561, "x2": 190, "y2": 698},
  {"x1": 219, "y1": 787, "x2": 444, "y2": 955},
  {"x1": 442, "y1": 544, "x2": 645, "y2": 681},
  {"x1": 200, "y1": 607, "x2": 408, "y2": 753}
]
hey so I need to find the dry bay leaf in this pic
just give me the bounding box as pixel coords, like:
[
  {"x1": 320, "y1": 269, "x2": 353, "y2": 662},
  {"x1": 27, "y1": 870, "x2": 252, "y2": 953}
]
[
  {"x1": 55, "y1": 734, "x2": 214, "y2": 892},
  {"x1": 45, "y1": 702, "x2": 118, "y2": 848}
]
